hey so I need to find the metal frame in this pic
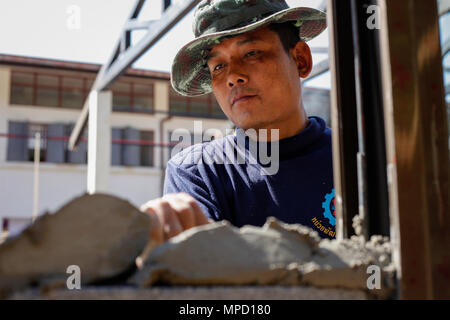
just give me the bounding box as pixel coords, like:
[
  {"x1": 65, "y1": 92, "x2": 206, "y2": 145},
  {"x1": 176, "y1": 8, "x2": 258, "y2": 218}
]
[
  {"x1": 69, "y1": 0, "x2": 201, "y2": 150},
  {"x1": 329, "y1": 0, "x2": 450, "y2": 298},
  {"x1": 327, "y1": 0, "x2": 360, "y2": 239},
  {"x1": 350, "y1": 0, "x2": 390, "y2": 237}
]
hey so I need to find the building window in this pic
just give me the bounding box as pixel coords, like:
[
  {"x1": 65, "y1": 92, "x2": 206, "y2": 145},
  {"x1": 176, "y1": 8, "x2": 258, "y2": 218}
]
[
  {"x1": 212, "y1": 101, "x2": 224, "y2": 116},
  {"x1": 65, "y1": 124, "x2": 88, "y2": 164},
  {"x1": 169, "y1": 88, "x2": 226, "y2": 119},
  {"x1": 140, "y1": 131, "x2": 154, "y2": 167},
  {"x1": 6, "y1": 121, "x2": 87, "y2": 164},
  {"x1": 6, "y1": 122, "x2": 154, "y2": 167},
  {"x1": 112, "y1": 81, "x2": 132, "y2": 108},
  {"x1": 10, "y1": 72, "x2": 33, "y2": 105},
  {"x1": 133, "y1": 83, "x2": 154, "y2": 111},
  {"x1": 27, "y1": 123, "x2": 48, "y2": 162},
  {"x1": 36, "y1": 74, "x2": 59, "y2": 107},
  {"x1": 10, "y1": 71, "x2": 93, "y2": 109},
  {"x1": 190, "y1": 95, "x2": 210, "y2": 115},
  {"x1": 112, "y1": 80, "x2": 154, "y2": 112},
  {"x1": 62, "y1": 77, "x2": 88, "y2": 109},
  {"x1": 111, "y1": 127, "x2": 155, "y2": 167}
]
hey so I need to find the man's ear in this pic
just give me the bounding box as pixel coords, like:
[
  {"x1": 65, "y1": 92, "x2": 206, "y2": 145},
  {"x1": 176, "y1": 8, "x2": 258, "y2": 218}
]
[{"x1": 290, "y1": 41, "x2": 313, "y2": 78}]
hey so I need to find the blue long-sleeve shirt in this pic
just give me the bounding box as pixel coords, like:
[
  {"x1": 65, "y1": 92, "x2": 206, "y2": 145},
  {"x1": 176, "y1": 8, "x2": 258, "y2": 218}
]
[{"x1": 163, "y1": 116, "x2": 336, "y2": 239}]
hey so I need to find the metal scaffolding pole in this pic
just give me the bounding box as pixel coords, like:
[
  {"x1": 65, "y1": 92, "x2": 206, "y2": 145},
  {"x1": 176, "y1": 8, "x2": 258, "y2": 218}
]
[{"x1": 327, "y1": 0, "x2": 360, "y2": 239}]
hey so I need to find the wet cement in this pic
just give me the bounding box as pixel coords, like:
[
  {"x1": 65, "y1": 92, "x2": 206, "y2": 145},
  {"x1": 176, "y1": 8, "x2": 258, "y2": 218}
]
[{"x1": 131, "y1": 217, "x2": 395, "y2": 299}]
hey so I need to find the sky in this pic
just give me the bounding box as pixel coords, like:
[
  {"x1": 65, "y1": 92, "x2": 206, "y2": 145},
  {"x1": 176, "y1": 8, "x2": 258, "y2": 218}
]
[
  {"x1": 0, "y1": 0, "x2": 448, "y2": 91},
  {"x1": 0, "y1": 0, "x2": 331, "y2": 88}
]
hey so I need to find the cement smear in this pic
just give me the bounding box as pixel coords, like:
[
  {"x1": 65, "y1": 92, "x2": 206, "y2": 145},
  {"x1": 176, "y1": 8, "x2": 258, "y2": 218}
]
[
  {"x1": 0, "y1": 193, "x2": 150, "y2": 296},
  {"x1": 131, "y1": 217, "x2": 395, "y2": 298}
]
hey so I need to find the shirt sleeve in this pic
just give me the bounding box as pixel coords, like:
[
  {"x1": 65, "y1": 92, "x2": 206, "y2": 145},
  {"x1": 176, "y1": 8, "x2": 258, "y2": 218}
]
[{"x1": 163, "y1": 159, "x2": 222, "y2": 221}]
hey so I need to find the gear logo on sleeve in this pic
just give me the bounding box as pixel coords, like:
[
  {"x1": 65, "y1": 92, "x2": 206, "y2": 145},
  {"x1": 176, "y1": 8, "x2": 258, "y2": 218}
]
[{"x1": 321, "y1": 188, "x2": 336, "y2": 226}]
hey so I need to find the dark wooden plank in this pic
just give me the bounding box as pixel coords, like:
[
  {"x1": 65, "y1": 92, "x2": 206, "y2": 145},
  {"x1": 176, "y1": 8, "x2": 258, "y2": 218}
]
[{"x1": 380, "y1": 0, "x2": 450, "y2": 299}]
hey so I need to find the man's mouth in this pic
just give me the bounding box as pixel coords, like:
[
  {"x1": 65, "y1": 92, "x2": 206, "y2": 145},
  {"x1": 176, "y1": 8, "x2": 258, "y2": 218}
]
[{"x1": 231, "y1": 95, "x2": 257, "y2": 107}]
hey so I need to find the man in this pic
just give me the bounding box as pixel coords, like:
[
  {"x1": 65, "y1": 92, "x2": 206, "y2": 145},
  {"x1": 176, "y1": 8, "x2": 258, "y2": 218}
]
[{"x1": 141, "y1": 0, "x2": 335, "y2": 245}]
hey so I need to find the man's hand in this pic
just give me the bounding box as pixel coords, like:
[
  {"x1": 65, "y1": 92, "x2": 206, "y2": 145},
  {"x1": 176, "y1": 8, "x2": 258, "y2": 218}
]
[
  {"x1": 136, "y1": 193, "x2": 212, "y2": 268},
  {"x1": 140, "y1": 192, "x2": 211, "y2": 245}
]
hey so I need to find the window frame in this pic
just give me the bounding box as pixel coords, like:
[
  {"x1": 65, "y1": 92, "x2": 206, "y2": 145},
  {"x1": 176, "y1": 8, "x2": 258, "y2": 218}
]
[
  {"x1": 9, "y1": 69, "x2": 156, "y2": 114},
  {"x1": 111, "y1": 78, "x2": 155, "y2": 113},
  {"x1": 168, "y1": 88, "x2": 225, "y2": 119},
  {"x1": 10, "y1": 70, "x2": 92, "y2": 109}
]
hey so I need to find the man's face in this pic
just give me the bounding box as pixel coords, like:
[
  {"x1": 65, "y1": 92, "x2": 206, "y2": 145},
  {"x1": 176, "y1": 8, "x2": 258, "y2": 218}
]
[{"x1": 206, "y1": 26, "x2": 311, "y2": 132}]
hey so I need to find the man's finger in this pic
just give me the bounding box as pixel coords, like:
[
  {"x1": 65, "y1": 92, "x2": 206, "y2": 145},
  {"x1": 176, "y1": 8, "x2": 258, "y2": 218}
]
[
  {"x1": 140, "y1": 201, "x2": 164, "y2": 244},
  {"x1": 162, "y1": 194, "x2": 196, "y2": 230},
  {"x1": 148, "y1": 209, "x2": 164, "y2": 244},
  {"x1": 154, "y1": 200, "x2": 184, "y2": 240},
  {"x1": 177, "y1": 192, "x2": 211, "y2": 226},
  {"x1": 135, "y1": 206, "x2": 164, "y2": 269}
]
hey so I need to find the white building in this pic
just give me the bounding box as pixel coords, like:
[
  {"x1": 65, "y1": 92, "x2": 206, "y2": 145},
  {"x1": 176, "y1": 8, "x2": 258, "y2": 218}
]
[{"x1": 0, "y1": 54, "x2": 233, "y2": 236}]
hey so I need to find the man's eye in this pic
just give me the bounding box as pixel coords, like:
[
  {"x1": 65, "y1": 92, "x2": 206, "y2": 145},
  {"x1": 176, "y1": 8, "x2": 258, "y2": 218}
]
[
  {"x1": 245, "y1": 50, "x2": 259, "y2": 57},
  {"x1": 213, "y1": 64, "x2": 223, "y2": 71}
]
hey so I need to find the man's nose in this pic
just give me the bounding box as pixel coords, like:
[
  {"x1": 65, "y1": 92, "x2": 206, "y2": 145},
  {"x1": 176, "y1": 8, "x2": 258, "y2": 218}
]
[{"x1": 227, "y1": 63, "x2": 248, "y2": 88}]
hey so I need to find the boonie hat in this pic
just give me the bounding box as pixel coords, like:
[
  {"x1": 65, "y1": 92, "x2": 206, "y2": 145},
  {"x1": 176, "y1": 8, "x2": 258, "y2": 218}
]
[{"x1": 171, "y1": 0, "x2": 327, "y2": 97}]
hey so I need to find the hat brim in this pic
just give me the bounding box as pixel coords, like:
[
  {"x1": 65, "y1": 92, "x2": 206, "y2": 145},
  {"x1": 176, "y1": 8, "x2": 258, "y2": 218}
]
[{"x1": 171, "y1": 7, "x2": 327, "y2": 97}]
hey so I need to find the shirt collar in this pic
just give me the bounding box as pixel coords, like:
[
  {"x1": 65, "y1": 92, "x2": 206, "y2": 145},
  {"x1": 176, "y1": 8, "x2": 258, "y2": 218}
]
[{"x1": 234, "y1": 116, "x2": 327, "y2": 161}]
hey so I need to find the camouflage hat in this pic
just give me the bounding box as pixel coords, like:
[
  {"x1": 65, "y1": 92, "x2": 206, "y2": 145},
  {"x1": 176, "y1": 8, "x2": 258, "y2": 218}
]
[{"x1": 171, "y1": 0, "x2": 327, "y2": 97}]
